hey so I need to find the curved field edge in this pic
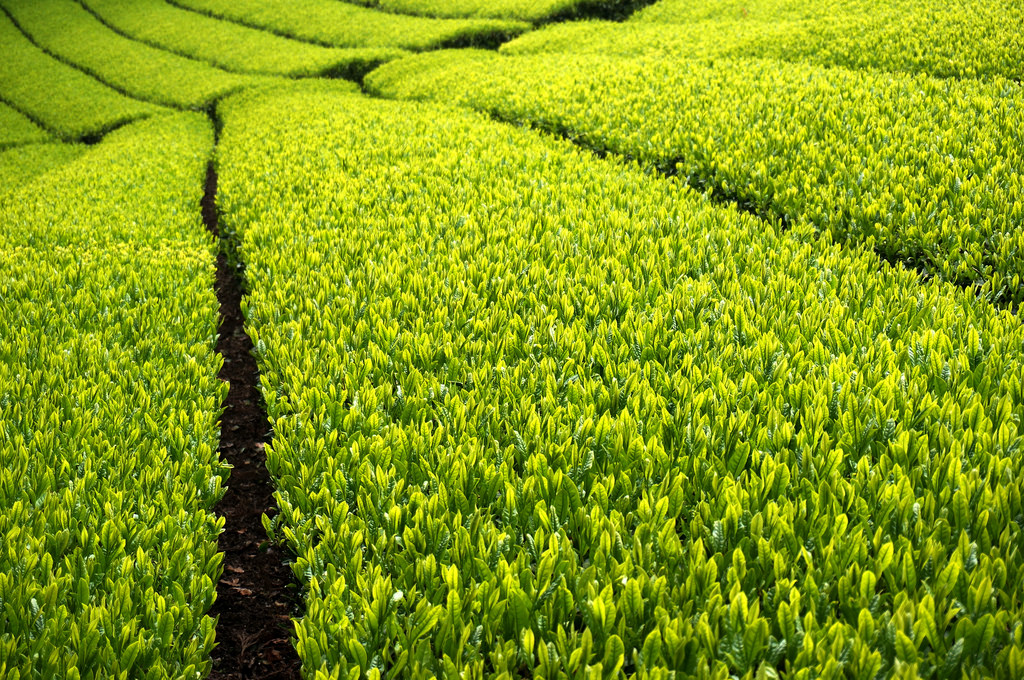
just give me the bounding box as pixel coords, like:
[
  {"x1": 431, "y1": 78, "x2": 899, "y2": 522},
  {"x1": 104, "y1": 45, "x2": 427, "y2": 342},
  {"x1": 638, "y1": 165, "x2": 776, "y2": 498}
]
[
  {"x1": 165, "y1": 0, "x2": 530, "y2": 51},
  {"x1": 365, "y1": 50, "x2": 1024, "y2": 307}
]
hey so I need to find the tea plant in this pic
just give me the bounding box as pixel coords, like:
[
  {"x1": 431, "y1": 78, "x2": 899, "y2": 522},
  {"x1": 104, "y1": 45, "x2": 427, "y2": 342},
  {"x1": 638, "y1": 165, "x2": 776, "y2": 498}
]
[
  {"x1": 80, "y1": 0, "x2": 405, "y2": 78},
  {"x1": 0, "y1": 12, "x2": 162, "y2": 139},
  {"x1": 0, "y1": 113, "x2": 226, "y2": 679},
  {"x1": 168, "y1": 0, "x2": 529, "y2": 50},
  {"x1": 368, "y1": 50, "x2": 1024, "y2": 304},
  {"x1": 1, "y1": 0, "x2": 263, "y2": 108},
  {"x1": 216, "y1": 82, "x2": 1024, "y2": 678}
]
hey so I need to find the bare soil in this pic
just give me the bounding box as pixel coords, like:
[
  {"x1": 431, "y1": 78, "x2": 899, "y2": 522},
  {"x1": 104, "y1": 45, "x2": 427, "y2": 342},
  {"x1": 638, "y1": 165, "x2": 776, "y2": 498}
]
[{"x1": 203, "y1": 162, "x2": 303, "y2": 680}]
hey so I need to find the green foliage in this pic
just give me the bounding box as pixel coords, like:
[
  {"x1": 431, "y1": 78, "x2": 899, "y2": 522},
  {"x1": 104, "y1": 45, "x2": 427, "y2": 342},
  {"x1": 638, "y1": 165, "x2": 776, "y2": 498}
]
[
  {"x1": 216, "y1": 82, "x2": 1024, "y2": 678},
  {"x1": 0, "y1": 0, "x2": 267, "y2": 108},
  {"x1": 367, "y1": 50, "x2": 1024, "y2": 305},
  {"x1": 343, "y1": 0, "x2": 645, "y2": 23},
  {"x1": 0, "y1": 142, "x2": 84, "y2": 198},
  {"x1": 0, "y1": 12, "x2": 162, "y2": 140},
  {"x1": 79, "y1": 0, "x2": 405, "y2": 78},
  {"x1": 167, "y1": 0, "x2": 530, "y2": 50},
  {"x1": 501, "y1": 18, "x2": 805, "y2": 60},
  {"x1": 636, "y1": 0, "x2": 1024, "y2": 81},
  {"x1": 0, "y1": 102, "x2": 50, "y2": 149},
  {"x1": 506, "y1": 0, "x2": 1024, "y2": 81},
  {"x1": 0, "y1": 113, "x2": 226, "y2": 678}
]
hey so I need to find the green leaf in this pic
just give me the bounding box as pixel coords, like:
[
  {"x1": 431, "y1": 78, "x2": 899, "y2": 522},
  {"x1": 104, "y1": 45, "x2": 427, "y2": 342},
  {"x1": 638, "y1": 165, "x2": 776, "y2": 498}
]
[
  {"x1": 941, "y1": 639, "x2": 964, "y2": 677},
  {"x1": 602, "y1": 634, "x2": 625, "y2": 678},
  {"x1": 641, "y1": 629, "x2": 662, "y2": 666},
  {"x1": 510, "y1": 589, "x2": 532, "y2": 635},
  {"x1": 119, "y1": 640, "x2": 141, "y2": 672},
  {"x1": 304, "y1": 637, "x2": 322, "y2": 670},
  {"x1": 894, "y1": 630, "x2": 917, "y2": 663},
  {"x1": 157, "y1": 611, "x2": 174, "y2": 648},
  {"x1": 623, "y1": 578, "x2": 644, "y2": 623}
]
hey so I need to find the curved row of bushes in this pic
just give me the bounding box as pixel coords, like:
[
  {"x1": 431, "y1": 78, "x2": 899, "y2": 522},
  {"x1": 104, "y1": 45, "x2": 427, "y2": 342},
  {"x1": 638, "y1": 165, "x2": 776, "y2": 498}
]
[
  {"x1": 368, "y1": 50, "x2": 1024, "y2": 305},
  {"x1": 0, "y1": 11, "x2": 161, "y2": 139},
  {"x1": 507, "y1": 0, "x2": 1024, "y2": 81},
  {"x1": 215, "y1": 82, "x2": 1024, "y2": 678}
]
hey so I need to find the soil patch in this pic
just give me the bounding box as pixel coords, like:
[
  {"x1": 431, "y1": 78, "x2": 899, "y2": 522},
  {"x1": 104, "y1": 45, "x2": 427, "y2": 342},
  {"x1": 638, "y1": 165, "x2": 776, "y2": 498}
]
[{"x1": 203, "y1": 161, "x2": 303, "y2": 680}]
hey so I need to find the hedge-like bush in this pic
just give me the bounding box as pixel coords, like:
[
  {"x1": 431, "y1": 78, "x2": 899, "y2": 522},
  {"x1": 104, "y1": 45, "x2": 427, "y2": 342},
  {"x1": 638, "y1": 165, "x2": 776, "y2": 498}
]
[
  {"x1": 80, "y1": 0, "x2": 405, "y2": 78},
  {"x1": 0, "y1": 12, "x2": 162, "y2": 139},
  {"x1": 1, "y1": 0, "x2": 262, "y2": 108},
  {"x1": 368, "y1": 50, "x2": 1024, "y2": 304},
  {"x1": 0, "y1": 142, "x2": 84, "y2": 198},
  {"x1": 0, "y1": 113, "x2": 226, "y2": 679},
  {"x1": 168, "y1": 0, "x2": 529, "y2": 50},
  {"x1": 216, "y1": 82, "x2": 1024, "y2": 678}
]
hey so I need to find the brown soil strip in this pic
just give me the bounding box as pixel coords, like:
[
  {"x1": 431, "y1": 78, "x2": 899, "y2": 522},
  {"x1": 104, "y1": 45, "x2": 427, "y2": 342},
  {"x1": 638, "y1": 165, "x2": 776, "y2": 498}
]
[{"x1": 202, "y1": 160, "x2": 303, "y2": 680}]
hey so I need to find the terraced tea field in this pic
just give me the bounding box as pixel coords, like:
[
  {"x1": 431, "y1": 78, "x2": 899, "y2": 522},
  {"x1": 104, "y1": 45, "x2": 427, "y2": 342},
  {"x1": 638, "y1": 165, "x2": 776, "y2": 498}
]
[{"x1": 1, "y1": 1, "x2": 1022, "y2": 679}]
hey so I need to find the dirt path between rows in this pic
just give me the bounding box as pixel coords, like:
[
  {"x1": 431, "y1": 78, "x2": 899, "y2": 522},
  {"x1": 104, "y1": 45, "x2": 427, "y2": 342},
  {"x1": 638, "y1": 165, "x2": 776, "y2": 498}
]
[{"x1": 202, "y1": 160, "x2": 303, "y2": 680}]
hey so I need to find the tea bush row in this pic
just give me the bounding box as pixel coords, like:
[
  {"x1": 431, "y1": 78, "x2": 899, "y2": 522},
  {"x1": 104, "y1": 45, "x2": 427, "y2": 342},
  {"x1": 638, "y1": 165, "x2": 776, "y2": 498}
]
[
  {"x1": 0, "y1": 113, "x2": 226, "y2": 679},
  {"x1": 368, "y1": 50, "x2": 1024, "y2": 304},
  {"x1": 216, "y1": 83, "x2": 1024, "y2": 678}
]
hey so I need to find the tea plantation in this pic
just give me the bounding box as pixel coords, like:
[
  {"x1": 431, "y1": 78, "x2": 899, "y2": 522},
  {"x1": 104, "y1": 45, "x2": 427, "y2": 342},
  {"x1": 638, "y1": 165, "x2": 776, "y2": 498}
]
[{"x1": 0, "y1": 1, "x2": 1021, "y2": 679}]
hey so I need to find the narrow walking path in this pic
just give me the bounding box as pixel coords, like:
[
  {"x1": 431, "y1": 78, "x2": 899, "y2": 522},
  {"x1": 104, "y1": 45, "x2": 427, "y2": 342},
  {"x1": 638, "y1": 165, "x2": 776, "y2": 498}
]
[{"x1": 202, "y1": 158, "x2": 302, "y2": 680}]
